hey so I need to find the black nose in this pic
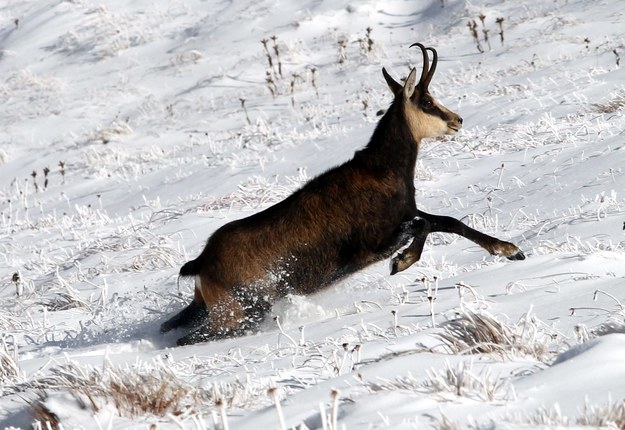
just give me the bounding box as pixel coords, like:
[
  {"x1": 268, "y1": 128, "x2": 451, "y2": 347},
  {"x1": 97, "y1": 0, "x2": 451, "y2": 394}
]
[{"x1": 458, "y1": 117, "x2": 463, "y2": 124}]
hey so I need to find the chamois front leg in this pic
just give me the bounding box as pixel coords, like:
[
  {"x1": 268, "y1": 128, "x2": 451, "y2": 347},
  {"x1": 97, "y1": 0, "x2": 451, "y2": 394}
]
[
  {"x1": 390, "y1": 210, "x2": 526, "y2": 275},
  {"x1": 390, "y1": 218, "x2": 431, "y2": 275},
  {"x1": 415, "y1": 209, "x2": 525, "y2": 260}
]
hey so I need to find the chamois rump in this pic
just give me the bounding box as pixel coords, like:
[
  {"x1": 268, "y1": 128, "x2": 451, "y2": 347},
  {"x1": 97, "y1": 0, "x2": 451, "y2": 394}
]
[{"x1": 162, "y1": 43, "x2": 525, "y2": 346}]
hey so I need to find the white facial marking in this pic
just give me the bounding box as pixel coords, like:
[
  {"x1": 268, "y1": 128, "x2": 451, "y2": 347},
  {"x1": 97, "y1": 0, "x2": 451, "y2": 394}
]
[{"x1": 405, "y1": 103, "x2": 449, "y2": 141}]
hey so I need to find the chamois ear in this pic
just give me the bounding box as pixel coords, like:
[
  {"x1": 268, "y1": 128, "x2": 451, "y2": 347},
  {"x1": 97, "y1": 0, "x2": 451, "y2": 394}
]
[
  {"x1": 382, "y1": 67, "x2": 402, "y2": 96},
  {"x1": 403, "y1": 67, "x2": 418, "y2": 100}
]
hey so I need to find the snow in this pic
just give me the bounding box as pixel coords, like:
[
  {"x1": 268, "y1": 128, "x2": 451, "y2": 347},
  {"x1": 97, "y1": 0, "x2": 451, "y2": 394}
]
[{"x1": 1, "y1": 0, "x2": 625, "y2": 428}]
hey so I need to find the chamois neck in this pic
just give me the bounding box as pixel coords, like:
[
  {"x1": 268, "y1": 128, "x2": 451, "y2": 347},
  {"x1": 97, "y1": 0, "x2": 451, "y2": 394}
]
[{"x1": 353, "y1": 100, "x2": 419, "y2": 174}]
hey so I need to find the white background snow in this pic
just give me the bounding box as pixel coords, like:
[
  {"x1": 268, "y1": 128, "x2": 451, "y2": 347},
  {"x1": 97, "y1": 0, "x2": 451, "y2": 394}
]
[{"x1": 1, "y1": 0, "x2": 625, "y2": 428}]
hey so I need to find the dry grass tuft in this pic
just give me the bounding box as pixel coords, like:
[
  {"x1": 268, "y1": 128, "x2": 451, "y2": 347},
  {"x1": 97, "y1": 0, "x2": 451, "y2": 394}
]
[
  {"x1": 433, "y1": 309, "x2": 557, "y2": 362},
  {"x1": 0, "y1": 339, "x2": 20, "y2": 384},
  {"x1": 18, "y1": 359, "x2": 282, "y2": 427},
  {"x1": 578, "y1": 399, "x2": 625, "y2": 428},
  {"x1": 421, "y1": 361, "x2": 515, "y2": 402},
  {"x1": 366, "y1": 361, "x2": 515, "y2": 403},
  {"x1": 23, "y1": 361, "x2": 205, "y2": 420},
  {"x1": 39, "y1": 292, "x2": 89, "y2": 311},
  {"x1": 590, "y1": 90, "x2": 625, "y2": 113},
  {"x1": 504, "y1": 399, "x2": 625, "y2": 428},
  {"x1": 423, "y1": 363, "x2": 516, "y2": 402},
  {"x1": 31, "y1": 398, "x2": 62, "y2": 430}
]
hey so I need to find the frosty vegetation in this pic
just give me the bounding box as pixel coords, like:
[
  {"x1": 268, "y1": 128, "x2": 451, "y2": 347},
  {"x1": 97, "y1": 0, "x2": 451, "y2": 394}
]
[{"x1": 1, "y1": 0, "x2": 624, "y2": 429}]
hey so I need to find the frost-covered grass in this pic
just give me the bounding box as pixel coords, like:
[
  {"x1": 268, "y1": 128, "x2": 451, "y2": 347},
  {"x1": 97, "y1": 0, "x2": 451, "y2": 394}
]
[{"x1": 1, "y1": 0, "x2": 625, "y2": 428}]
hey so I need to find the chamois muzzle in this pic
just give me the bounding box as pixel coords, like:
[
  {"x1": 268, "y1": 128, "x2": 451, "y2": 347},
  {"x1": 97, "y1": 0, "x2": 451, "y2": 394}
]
[{"x1": 447, "y1": 115, "x2": 463, "y2": 134}]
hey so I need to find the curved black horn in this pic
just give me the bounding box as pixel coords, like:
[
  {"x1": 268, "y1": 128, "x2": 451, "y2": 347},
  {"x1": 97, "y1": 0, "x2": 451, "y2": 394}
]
[
  {"x1": 423, "y1": 47, "x2": 438, "y2": 89},
  {"x1": 409, "y1": 42, "x2": 429, "y2": 87}
]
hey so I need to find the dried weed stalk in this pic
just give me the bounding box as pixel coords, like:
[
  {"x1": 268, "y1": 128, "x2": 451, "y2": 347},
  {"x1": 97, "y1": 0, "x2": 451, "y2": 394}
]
[{"x1": 468, "y1": 15, "x2": 505, "y2": 52}]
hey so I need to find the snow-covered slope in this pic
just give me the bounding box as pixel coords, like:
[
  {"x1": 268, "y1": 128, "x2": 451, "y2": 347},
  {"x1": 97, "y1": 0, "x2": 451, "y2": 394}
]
[{"x1": 1, "y1": 0, "x2": 624, "y2": 428}]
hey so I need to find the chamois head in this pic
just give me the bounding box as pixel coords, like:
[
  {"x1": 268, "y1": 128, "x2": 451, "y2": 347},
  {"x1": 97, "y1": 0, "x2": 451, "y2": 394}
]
[{"x1": 383, "y1": 43, "x2": 463, "y2": 141}]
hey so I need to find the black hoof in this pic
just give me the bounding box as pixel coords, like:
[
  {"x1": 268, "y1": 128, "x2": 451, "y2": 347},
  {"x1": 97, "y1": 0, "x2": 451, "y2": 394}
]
[
  {"x1": 390, "y1": 262, "x2": 399, "y2": 276},
  {"x1": 176, "y1": 330, "x2": 212, "y2": 346},
  {"x1": 390, "y1": 254, "x2": 411, "y2": 275},
  {"x1": 176, "y1": 326, "x2": 239, "y2": 346},
  {"x1": 390, "y1": 254, "x2": 405, "y2": 275},
  {"x1": 176, "y1": 335, "x2": 196, "y2": 346},
  {"x1": 176, "y1": 336, "x2": 195, "y2": 346},
  {"x1": 160, "y1": 302, "x2": 209, "y2": 334},
  {"x1": 160, "y1": 321, "x2": 174, "y2": 334},
  {"x1": 507, "y1": 250, "x2": 526, "y2": 261}
]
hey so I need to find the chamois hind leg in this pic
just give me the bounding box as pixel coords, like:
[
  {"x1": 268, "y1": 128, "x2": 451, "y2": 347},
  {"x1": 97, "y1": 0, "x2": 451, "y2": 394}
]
[
  {"x1": 177, "y1": 296, "x2": 271, "y2": 346},
  {"x1": 176, "y1": 279, "x2": 247, "y2": 346},
  {"x1": 176, "y1": 310, "x2": 247, "y2": 346},
  {"x1": 415, "y1": 209, "x2": 525, "y2": 260},
  {"x1": 160, "y1": 282, "x2": 208, "y2": 333}
]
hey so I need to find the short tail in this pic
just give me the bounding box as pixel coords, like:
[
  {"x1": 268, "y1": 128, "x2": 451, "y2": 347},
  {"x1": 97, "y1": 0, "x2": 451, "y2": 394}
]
[{"x1": 179, "y1": 258, "x2": 201, "y2": 277}]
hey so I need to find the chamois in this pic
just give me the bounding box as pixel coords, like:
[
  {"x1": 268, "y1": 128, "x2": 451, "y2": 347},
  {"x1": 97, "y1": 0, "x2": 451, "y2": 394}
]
[{"x1": 161, "y1": 43, "x2": 525, "y2": 346}]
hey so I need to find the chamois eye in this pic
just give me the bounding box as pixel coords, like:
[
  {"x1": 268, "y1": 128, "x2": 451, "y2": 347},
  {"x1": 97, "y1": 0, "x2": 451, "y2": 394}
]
[{"x1": 422, "y1": 99, "x2": 433, "y2": 108}]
